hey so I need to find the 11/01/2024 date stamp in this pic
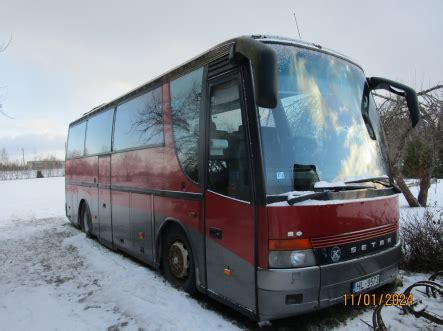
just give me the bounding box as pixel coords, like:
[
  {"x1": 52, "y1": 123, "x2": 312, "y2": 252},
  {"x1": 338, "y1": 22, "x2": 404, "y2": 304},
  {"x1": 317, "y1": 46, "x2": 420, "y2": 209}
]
[{"x1": 344, "y1": 293, "x2": 413, "y2": 306}]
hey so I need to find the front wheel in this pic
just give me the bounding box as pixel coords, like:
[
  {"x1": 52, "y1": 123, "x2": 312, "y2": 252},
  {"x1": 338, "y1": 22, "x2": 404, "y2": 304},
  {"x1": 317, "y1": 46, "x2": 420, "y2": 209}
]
[{"x1": 162, "y1": 227, "x2": 196, "y2": 294}]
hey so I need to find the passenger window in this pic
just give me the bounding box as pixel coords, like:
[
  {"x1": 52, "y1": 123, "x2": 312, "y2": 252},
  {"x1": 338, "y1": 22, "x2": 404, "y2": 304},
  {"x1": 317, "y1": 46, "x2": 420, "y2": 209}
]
[
  {"x1": 170, "y1": 67, "x2": 203, "y2": 183},
  {"x1": 113, "y1": 86, "x2": 163, "y2": 151},
  {"x1": 207, "y1": 79, "x2": 250, "y2": 201},
  {"x1": 67, "y1": 121, "x2": 86, "y2": 158},
  {"x1": 85, "y1": 108, "x2": 114, "y2": 155}
]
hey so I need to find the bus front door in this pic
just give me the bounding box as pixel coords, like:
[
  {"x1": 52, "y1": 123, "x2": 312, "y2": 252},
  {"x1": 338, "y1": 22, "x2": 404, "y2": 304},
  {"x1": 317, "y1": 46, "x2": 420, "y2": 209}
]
[{"x1": 204, "y1": 74, "x2": 256, "y2": 315}]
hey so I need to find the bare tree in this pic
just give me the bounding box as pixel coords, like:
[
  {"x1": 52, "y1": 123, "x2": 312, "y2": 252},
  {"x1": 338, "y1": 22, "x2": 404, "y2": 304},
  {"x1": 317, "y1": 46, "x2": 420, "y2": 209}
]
[
  {"x1": 1, "y1": 147, "x2": 9, "y2": 165},
  {"x1": 376, "y1": 84, "x2": 443, "y2": 207}
]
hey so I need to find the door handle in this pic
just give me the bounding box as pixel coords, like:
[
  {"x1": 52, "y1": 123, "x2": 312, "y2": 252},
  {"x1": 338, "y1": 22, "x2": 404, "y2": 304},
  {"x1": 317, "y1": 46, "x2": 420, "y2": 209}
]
[{"x1": 209, "y1": 227, "x2": 222, "y2": 239}]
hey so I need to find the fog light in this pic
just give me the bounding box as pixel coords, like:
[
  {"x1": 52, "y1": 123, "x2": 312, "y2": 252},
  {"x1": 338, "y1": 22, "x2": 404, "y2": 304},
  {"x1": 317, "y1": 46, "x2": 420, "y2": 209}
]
[{"x1": 286, "y1": 294, "x2": 303, "y2": 304}]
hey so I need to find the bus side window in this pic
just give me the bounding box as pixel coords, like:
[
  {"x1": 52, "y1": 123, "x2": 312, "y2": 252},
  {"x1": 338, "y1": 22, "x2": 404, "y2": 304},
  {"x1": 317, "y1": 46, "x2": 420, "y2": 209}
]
[
  {"x1": 170, "y1": 67, "x2": 204, "y2": 183},
  {"x1": 207, "y1": 79, "x2": 250, "y2": 202},
  {"x1": 67, "y1": 121, "x2": 86, "y2": 158},
  {"x1": 84, "y1": 108, "x2": 114, "y2": 155},
  {"x1": 113, "y1": 86, "x2": 163, "y2": 151}
]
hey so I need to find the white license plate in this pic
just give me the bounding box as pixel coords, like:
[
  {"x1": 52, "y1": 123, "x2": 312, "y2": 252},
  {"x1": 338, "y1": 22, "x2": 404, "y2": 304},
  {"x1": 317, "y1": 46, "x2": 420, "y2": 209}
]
[{"x1": 352, "y1": 274, "x2": 380, "y2": 293}]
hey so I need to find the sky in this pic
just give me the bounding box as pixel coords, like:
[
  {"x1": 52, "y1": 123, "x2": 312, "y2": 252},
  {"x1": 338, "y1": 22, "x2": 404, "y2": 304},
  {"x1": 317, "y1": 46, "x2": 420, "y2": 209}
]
[{"x1": 0, "y1": 0, "x2": 442, "y2": 162}]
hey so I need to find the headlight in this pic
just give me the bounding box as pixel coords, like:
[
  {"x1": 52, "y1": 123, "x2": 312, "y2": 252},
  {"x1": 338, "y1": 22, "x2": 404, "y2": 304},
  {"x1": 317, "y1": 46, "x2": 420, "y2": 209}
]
[{"x1": 269, "y1": 249, "x2": 316, "y2": 268}]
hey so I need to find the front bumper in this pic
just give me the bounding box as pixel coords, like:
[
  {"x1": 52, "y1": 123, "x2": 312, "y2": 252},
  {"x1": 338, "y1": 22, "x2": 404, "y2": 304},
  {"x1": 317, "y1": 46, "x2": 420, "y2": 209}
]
[{"x1": 257, "y1": 242, "x2": 401, "y2": 321}]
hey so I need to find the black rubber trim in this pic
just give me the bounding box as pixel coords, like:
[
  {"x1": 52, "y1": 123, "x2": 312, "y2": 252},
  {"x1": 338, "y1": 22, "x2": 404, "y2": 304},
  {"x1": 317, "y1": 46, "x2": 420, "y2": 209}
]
[
  {"x1": 66, "y1": 181, "x2": 203, "y2": 200},
  {"x1": 111, "y1": 184, "x2": 203, "y2": 200},
  {"x1": 66, "y1": 180, "x2": 98, "y2": 188}
]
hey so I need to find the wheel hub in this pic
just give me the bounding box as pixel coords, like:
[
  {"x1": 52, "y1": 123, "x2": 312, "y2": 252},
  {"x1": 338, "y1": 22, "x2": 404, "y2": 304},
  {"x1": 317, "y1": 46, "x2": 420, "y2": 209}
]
[{"x1": 168, "y1": 241, "x2": 189, "y2": 279}]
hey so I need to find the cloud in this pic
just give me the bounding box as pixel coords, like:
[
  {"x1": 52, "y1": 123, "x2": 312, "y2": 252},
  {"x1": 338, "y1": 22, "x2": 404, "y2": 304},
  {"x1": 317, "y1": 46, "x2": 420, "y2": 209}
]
[{"x1": 0, "y1": 133, "x2": 66, "y2": 161}]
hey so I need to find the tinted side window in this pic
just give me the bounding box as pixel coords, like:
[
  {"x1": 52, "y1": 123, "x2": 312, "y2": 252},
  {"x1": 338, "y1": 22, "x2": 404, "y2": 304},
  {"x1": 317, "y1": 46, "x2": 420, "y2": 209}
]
[
  {"x1": 208, "y1": 79, "x2": 250, "y2": 201},
  {"x1": 113, "y1": 86, "x2": 163, "y2": 151},
  {"x1": 67, "y1": 121, "x2": 86, "y2": 158},
  {"x1": 85, "y1": 108, "x2": 114, "y2": 155},
  {"x1": 170, "y1": 67, "x2": 203, "y2": 183}
]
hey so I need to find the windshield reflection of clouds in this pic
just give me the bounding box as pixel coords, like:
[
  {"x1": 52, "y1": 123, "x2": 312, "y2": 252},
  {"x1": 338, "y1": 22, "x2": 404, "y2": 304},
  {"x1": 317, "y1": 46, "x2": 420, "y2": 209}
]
[{"x1": 260, "y1": 45, "x2": 385, "y2": 194}]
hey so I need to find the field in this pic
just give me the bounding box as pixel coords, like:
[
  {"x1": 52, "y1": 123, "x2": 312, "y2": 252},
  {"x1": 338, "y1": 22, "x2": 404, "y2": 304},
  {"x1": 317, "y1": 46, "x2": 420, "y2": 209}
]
[{"x1": 0, "y1": 177, "x2": 441, "y2": 330}]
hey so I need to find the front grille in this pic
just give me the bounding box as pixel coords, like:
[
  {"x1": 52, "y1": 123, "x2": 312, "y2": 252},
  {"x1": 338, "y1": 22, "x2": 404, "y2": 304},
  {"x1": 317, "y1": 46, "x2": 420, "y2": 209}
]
[
  {"x1": 311, "y1": 223, "x2": 398, "y2": 249},
  {"x1": 313, "y1": 229, "x2": 398, "y2": 265}
]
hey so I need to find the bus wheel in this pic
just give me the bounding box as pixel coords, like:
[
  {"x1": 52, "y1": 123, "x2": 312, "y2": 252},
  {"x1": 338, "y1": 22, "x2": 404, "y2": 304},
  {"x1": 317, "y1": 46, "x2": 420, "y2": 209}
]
[
  {"x1": 81, "y1": 203, "x2": 93, "y2": 238},
  {"x1": 162, "y1": 227, "x2": 196, "y2": 294}
]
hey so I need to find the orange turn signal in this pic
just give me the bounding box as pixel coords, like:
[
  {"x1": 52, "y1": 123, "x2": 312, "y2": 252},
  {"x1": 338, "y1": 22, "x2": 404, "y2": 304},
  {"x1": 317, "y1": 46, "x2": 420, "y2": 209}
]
[{"x1": 269, "y1": 238, "x2": 312, "y2": 251}]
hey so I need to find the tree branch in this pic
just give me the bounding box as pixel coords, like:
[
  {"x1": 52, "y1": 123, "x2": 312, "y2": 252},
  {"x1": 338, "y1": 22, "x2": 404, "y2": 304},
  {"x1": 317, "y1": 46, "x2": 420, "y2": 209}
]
[{"x1": 417, "y1": 84, "x2": 443, "y2": 96}]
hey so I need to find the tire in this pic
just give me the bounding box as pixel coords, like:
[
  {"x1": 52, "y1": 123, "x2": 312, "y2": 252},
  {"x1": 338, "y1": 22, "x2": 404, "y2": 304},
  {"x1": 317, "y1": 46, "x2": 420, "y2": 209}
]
[
  {"x1": 81, "y1": 203, "x2": 93, "y2": 238},
  {"x1": 162, "y1": 226, "x2": 196, "y2": 294}
]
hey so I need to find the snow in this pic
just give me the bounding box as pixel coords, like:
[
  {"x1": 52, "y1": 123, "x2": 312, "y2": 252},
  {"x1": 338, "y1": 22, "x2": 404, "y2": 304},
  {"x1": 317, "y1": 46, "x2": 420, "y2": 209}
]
[
  {"x1": 0, "y1": 177, "x2": 238, "y2": 331},
  {"x1": 0, "y1": 177, "x2": 441, "y2": 330},
  {"x1": 399, "y1": 179, "x2": 442, "y2": 220},
  {"x1": 0, "y1": 176, "x2": 65, "y2": 224}
]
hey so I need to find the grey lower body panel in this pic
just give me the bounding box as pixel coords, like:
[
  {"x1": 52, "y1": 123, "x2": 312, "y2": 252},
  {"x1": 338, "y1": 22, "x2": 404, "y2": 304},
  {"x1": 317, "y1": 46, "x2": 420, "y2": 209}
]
[{"x1": 257, "y1": 243, "x2": 401, "y2": 321}]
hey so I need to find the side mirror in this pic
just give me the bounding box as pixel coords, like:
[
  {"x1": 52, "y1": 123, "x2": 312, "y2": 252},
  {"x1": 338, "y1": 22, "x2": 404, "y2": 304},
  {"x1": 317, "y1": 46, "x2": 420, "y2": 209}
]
[
  {"x1": 230, "y1": 36, "x2": 278, "y2": 108},
  {"x1": 367, "y1": 77, "x2": 420, "y2": 127}
]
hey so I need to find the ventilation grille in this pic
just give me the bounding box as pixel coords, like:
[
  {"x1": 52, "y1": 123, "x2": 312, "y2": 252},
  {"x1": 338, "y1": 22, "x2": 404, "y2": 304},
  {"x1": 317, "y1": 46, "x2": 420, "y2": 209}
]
[
  {"x1": 208, "y1": 53, "x2": 236, "y2": 79},
  {"x1": 311, "y1": 223, "x2": 398, "y2": 249}
]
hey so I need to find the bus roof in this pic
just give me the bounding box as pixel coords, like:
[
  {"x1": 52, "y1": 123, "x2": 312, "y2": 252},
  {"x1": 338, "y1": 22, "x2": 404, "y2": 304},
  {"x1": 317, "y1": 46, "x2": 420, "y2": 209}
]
[{"x1": 71, "y1": 35, "x2": 361, "y2": 126}]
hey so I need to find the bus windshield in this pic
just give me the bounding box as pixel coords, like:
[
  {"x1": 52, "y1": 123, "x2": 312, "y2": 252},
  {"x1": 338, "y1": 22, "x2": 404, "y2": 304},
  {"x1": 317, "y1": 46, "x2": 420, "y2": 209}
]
[{"x1": 259, "y1": 44, "x2": 387, "y2": 195}]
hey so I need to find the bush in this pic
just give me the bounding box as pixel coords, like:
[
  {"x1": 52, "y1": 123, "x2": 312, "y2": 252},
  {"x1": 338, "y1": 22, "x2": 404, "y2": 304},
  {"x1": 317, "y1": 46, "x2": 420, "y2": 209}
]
[
  {"x1": 36, "y1": 170, "x2": 44, "y2": 178},
  {"x1": 400, "y1": 207, "x2": 443, "y2": 272}
]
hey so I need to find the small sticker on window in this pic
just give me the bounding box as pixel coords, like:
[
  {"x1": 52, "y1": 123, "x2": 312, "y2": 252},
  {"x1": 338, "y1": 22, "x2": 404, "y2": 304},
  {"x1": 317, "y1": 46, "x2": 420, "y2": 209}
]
[{"x1": 276, "y1": 172, "x2": 285, "y2": 180}]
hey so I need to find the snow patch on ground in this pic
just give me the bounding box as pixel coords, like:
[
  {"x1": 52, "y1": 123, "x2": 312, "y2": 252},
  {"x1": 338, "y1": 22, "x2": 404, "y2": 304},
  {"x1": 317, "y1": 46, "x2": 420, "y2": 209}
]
[
  {"x1": 0, "y1": 177, "x2": 237, "y2": 330},
  {"x1": 0, "y1": 177, "x2": 65, "y2": 223}
]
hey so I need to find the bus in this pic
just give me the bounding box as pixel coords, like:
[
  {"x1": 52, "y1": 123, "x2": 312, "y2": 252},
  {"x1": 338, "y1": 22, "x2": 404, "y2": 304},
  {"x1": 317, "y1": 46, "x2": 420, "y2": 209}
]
[{"x1": 65, "y1": 35, "x2": 419, "y2": 321}]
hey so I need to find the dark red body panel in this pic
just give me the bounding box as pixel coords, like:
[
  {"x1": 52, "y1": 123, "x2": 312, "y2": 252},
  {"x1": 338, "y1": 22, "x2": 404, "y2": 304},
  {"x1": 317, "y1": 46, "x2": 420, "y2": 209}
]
[
  {"x1": 153, "y1": 196, "x2": 202, "y2": 233},
  {"x1": 65, "y1": 156, "x2": 98, "y2": 183},
  {"x1": 205, "y1": 191, "x2": 255, "y2": 265},
  {"x1": 267, "y1": 195, "x2": 399, "y2": 240}
]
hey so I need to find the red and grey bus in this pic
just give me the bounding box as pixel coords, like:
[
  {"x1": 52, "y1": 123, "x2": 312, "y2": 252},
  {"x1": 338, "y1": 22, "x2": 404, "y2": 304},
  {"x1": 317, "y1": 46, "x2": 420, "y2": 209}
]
[{"x1": 65, "y1": 35, "x2": 419, "y2": 321}]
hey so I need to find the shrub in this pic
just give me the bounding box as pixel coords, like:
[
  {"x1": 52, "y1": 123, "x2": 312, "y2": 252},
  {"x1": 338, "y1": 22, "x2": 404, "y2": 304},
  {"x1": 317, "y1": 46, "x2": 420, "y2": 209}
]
[
  {"x1": 400, "y1": 207, "x2": 443, "y2": 272},
  {"x1": 36, "y1": 170, "x2": 44, "y2": 178}
]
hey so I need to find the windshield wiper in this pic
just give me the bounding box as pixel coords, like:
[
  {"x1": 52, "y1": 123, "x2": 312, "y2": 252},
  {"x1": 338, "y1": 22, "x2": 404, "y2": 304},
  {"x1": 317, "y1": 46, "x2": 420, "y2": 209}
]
[
  {"x1": 314, "y1": 182, "x2": 375, "y2": 190},
  {"x1": 344, "y1": 176, "x2": 396, "y2": 189},
  {"x1": 345, "y1": 175, "x2": 388, "y2": 184},
  {"x1": 287, "y1": 191, "x2": 329, "y2": 205}
]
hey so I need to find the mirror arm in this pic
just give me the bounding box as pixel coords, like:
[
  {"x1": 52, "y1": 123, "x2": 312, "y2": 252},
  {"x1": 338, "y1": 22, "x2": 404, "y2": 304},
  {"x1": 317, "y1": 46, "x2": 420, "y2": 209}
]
[
  {"x1": 230, "y1": 36, "x2": 278, "y2": 108},
  {"x1": 367, "y1": 77, "x2": 420, "y2": 127}
]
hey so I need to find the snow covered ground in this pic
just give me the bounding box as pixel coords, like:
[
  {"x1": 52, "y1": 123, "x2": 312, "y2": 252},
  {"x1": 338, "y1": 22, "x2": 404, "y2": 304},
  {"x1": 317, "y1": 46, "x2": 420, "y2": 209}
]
[
  {"x1": 0, "y1": 177, "x2": 238, "y2": 330},
  {"x1": 0, "y1": 177, "x2": 441, "y2": 330}
]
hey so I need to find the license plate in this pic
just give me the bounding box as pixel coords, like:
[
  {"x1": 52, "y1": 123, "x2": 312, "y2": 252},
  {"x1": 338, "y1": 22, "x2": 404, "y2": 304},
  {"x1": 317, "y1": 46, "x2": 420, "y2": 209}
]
[{"x1": 352, "y1": 274, "x2": 380, "y2": 293}]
